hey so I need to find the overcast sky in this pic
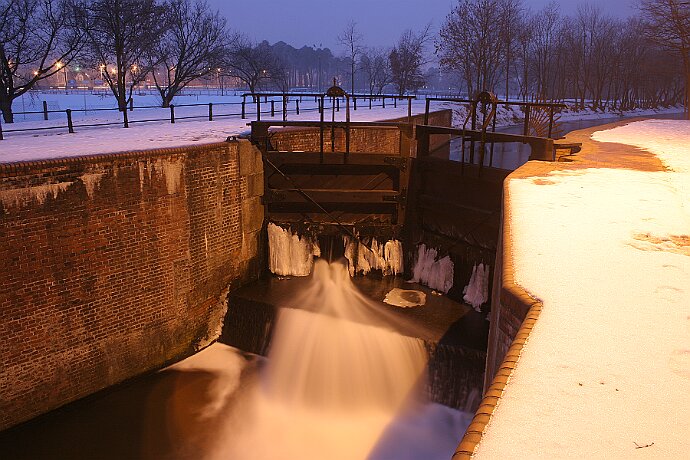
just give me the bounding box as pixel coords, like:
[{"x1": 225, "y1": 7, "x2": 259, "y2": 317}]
[{"x1": 207, "y1": 0, "x2": 637, "y2": 51}]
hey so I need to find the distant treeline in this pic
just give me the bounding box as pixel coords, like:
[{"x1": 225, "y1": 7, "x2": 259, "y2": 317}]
[{"x1": 437, "y1": 0, "x2": 689, "y2": 112}]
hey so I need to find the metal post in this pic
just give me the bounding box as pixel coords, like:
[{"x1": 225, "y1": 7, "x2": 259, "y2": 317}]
[
  {"x1": 209, "y1": 102, "x2": 213, "y2": 121},
  {"x1": 319, "y1": 96, "x2": 325, "y2": 160},
  {"x1": 256, "y1": 98, "x2": 261, "y2": 122},
  {"x1": 369, "y1": 97, "x2": 372, "y2": 109},
  {"x1": 241, "y1": 98, "x2": 246, "y2": 119},
  {"x1": 345, "y1": 95, "x2": 351, "y2": 159},
  {"x1": 383, "y1": 97, "x2": 386, "y2": 108},
  {"x1": 548, "y1": 106, "x2": 554, "y2": 138},
  {"x1": 424, "y1": 98, "x2": 430, "y2": 124},
  {"x1": 0, "y1": 117, "x2": 4, "y2": 140},
  {"x1": 336, "y1": 97, "x2": 340, "y2": 112},
  {"x1": 170, "y1": 104, "x2": 175, "y2": 123},
  {"x1": 43, "y1": 101, "x2": 48, "y2": 120},
  {"x1": 394, "y1": 97, "x2": 397, "y2": 108},
  {"x1": 296, "y1": 99, "x2": 300, "y2": 115},
  {"x1": 353, "y1": 97, "x2": 357, "y2": 110},
  {"x1": 523, "y1": 105, "x2": 531, "y2": 138},
  {"x1": 408, "y1": 98, "x2": 412, "y2": 124},
  {"x1": 282, "y1": 96, "x2": 287, "y2": 121},
  {"x1": 66, "y1": 109, "x2": 74, "y2": 133}
]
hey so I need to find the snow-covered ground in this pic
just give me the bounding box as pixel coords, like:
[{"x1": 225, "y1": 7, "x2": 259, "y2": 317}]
[
  {"x1": 474, "y1": 120, "x2": 690, "y2": 458},
  {"x1": 0, "y1": 91, "x2": 428, "y2": 163},
  {"x1": 0, "y1": 90, "x2": 683, "y2": 163}
]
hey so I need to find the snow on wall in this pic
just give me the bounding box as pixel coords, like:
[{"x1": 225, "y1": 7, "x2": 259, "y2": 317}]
[{"x1": 410, "y1": 244, "x2": 454, "y2": 294}]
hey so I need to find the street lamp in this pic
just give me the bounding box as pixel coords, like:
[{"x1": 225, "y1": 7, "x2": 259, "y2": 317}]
[{"x1": 56, "y1": 61, "x2": 67, "y2": 94}]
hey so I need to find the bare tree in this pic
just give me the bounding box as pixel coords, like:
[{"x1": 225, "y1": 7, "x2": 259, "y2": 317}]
[
  {"x1": 337, "y1": 20, "x2": 362, "y2": 95},
  {"x1": 499, "y1": 0, "x2": 523, "y2": 99},
  {"x1": 82, "y1": 0, "x2": 165, "y2": 111},
  {"x1": 148, "y1": 0, "x2": 229, "y2": 107},
  {"x1": 359, "y1": 47, "x2": 391, "y2": 95},
  {"x1": 389, "y1": 26, "x2": 431, "y2": 96},
  {"x1": 225, "y1": 37, "x2": 280, "y2": 93},
  {"x1": 0, "y1": 0, "x2": 85, "y2": 123},
  {"x1": 640, "y1": 0, "x2": 690, "y2": 118},
  {"x1": 438, "y1": 0, "x2": 505, "y2": 97}
]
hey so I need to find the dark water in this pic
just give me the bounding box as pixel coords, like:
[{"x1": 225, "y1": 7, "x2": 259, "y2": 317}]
[{"x1": 449, "y1": 112, "x2": 686, "y2": 171}]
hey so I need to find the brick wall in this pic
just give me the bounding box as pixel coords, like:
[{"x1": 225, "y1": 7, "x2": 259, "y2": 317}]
[
  {"x1": 268, "y1": 110, "x2": 453, "y2": 154},
  {"x1": 0, "y1": 139, "x2": 264, "y2": 430}
]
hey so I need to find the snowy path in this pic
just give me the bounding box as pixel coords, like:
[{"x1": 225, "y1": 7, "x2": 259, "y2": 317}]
[{"x1": 474, "y1": 120, "x2": 690, "y2": 458}]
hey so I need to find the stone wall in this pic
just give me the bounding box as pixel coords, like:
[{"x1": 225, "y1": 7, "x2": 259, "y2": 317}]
[{"x1": 0, "y1": 139, "x2": 264, "y2": 430}]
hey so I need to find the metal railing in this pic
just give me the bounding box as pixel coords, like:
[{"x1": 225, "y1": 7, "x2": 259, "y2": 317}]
[
  {"x1": 424, "y1": 96, "x2": 566, "y2": 139},
  {"x1": 0, "y1": 93, "x2": 418, "y2": 141}
]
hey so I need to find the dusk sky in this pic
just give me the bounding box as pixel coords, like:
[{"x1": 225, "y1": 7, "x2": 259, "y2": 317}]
[{"x1": 207, "y1": 0, "x2": 637, "y2": 50}]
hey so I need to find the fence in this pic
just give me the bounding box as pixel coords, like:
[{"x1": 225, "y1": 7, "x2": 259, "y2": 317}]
[{"x1": 0, "y1": 93, "x2": 419, "y2": 141}]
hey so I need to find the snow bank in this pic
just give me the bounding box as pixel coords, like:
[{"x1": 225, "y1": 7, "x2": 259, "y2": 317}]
[{"x1": 474, "y1": 120, "x2": 690, "y2": 458}]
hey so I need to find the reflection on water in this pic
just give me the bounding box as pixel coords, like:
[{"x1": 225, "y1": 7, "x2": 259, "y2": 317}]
[{"x1": 449, "y1": 112, "x2": 685, "y2": 171}]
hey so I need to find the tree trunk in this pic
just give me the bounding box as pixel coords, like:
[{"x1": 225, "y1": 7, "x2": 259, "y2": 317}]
[{"x1": 0, "y1": 98, "x2": 14, "y2": 123}]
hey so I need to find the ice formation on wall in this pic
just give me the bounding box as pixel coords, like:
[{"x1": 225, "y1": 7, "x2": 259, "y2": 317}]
[
  {"x1": 463, "y1": 263, "x2": 490, "y2": 311},
  {"x1": 411, "y1": 244, "x2": 454, "y2": 294},
  {"x1": 267, "y1": 223, "x2": 320, "y2": 276},
  {"x1": 0, "y1": 182, "x2": 72, "y2": 210},
  {"x1": 343, "y1": 237, "x2": 404, "y2": 276}
]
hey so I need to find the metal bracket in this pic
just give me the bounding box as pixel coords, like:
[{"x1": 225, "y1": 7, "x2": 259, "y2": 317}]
[
  {"x1": 383, "y1": 189, "x2": 406, "y2": 203},
  {"x1": 383, "y1": 156, "x2": 407, "y2": 171}
]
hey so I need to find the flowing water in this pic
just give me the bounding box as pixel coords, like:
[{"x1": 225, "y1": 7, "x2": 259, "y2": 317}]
[{"x1": 212, "y1": 259, "x2": 467, "y2": 460}]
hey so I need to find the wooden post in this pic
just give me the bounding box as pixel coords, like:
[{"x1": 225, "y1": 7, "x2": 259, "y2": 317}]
[{"x1": 66, "y1": 109, "x2": 74, "y2": 133}]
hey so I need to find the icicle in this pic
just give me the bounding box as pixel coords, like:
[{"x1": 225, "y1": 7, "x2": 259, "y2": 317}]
[
  {"x1": 267, "y1": 223, "x2": 318, "y2": 276},
  {"x1": 463, "y1": 263, "x2": 491, "y2": 311},
  {"x1": 411, "y1": 244, "x2": 454, "y2": 294}
]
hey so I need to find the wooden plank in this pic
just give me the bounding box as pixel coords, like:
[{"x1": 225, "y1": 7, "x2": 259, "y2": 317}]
[
  {"x1": 273, "y1": 163, "x2": 399, "y2": 177},
  {"x1": 265, "y1": 188, "x2": 399, "y2": 203}
]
